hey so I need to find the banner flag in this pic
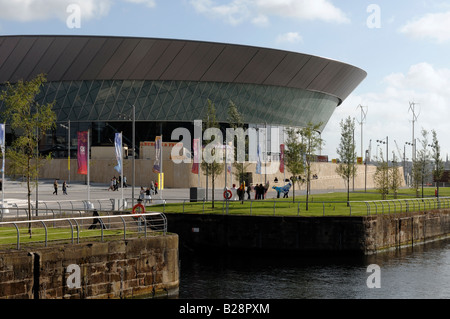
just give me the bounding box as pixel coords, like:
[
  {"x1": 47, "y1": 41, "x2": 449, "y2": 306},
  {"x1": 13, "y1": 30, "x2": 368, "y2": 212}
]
[
  {"x1": 256, "y1": 144, "x2": 261, "y2": 175},
  {"x1": 77, "y1": 131, "x2": 88, "y2": 175},
  {"x1": 192, "y1": 138, "x2": 199, "y2": 174},
  {"x1": 114, "y1": 133, "x2": 123, "y2": 174},
  {"x1": 152, "y1": 136, "x2": 162, "y2": 173},
  {"x1": 280, "y1": 144, "x2": 285, "y2": 173}
]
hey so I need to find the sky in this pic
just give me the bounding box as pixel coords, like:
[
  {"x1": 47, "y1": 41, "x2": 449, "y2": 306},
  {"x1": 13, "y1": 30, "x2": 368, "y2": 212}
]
[{"x1": 1, "y1": 0, "x2": 450, "y2": 161}]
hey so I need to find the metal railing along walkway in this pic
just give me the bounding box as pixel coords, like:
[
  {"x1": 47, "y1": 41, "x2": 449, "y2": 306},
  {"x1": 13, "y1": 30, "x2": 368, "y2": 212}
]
[
  {"x1": 0, "y1": 211, "x2": 167, "y2": 250},
  {"x1": 145, "y1": 197, "x2": 450, "y2": 217}
]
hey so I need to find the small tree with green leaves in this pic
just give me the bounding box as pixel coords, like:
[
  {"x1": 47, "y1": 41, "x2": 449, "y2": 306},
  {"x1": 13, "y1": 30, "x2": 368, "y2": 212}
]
[
  {"x1": 416, "y1": 129, "x2": 431, "y2": 199},
  {"x1": 431, "y1": 129, "x2": 444, "y2": 198},
  {"x1": 0, "y1": 73, "x2": 56, "y2": 236},
  {"x1": 284, "y1": 123, "x2": 323, "y2": 208},
  {"x1": 284, "y1": 127, "x2": 305, "y2": 202},
  {"x1": 374, "y1": 150, "x2": 389, "y2": 200},
  {"x1": 299, "y1": 122, "x2": 323, "y2": 211},
  {"x1": 390, "y1": 154, "x2": 403, "y2": 199},
  {"x1": 411, "y1": 158, "x2": 422, "y2": 198},
  {"x1": 227, "y1": 100, "x2": 250, "y2": 187},
  {"x1": 201, "y1": 99, "x2": 224, "y2": 208},
  {"x1": 336, "y1": 116, "x2": 357, "y2": 204}
]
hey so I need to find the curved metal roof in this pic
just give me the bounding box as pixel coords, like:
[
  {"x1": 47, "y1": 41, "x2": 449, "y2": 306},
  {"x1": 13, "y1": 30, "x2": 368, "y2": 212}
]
[{"x1": 0, "y1": 35, "x2": 366, "y2": 105}]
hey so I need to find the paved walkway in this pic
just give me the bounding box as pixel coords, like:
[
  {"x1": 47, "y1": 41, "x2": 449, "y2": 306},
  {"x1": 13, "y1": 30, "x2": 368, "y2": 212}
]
[
  {"x1": 0, "y1": 178, "x2": 311, "y2": 204},
  {"x1": 0, "y1": 177, "x2": 343, "y2": 217}
]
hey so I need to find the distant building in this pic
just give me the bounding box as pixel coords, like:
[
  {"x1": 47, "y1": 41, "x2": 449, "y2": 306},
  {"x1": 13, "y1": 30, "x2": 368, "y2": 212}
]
[{"x1": 0, "y1": 35, "x2": 367, "y2": 187}]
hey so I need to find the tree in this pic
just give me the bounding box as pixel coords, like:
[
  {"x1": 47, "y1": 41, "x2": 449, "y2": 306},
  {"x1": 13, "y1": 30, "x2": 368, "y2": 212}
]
[
  {"x1": 416, "y1": 129, "x2": 431, "y2": 199},
  {"x1": 389, "y1": 154, "x2": 403, "y2": 199},
  {"x1": 298, "y1": 122, "x2": 323, "y2": 211},
  {"x1": 0, "y1": 73, "x2": 56, "y2": 236},
  {"x1": 374, "y1": 150, "x2": 389, "y2": 199},
  {"x1": 410, "y1": 157, "x2": 422, "y2": 198},
  {"x1": 431, "y1": 129, "x2": 444, "y2": 198},
  {"x1": 336, "y1": 117, "x2": 357, "y2": 204},
  {"x1": 227, "y1": 100, "x2": 249, "y2": 188},
  {"x1": 284, "y1": 127, "x2": 305, "y2": 202},
  {"x1": 201, "y1": 99, "x2": 224, "y2": 209}
]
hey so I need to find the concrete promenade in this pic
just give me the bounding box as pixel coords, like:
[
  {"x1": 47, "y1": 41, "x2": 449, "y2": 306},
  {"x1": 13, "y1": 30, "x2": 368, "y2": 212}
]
[
  {"x1": 0, "y1": 178, "x2": 193, "y2": 215},
  {"x1": 0, "y1": 178, "x2": 316, "y2": 204},
  {"x1": 0, "y1": 177, "x2": 345, "y2": 218}
]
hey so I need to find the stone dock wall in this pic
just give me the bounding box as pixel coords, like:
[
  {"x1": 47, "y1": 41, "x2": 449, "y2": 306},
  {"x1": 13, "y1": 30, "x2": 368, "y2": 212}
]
[
  {"x1": 0, "y1": 235, "x2": 179, "y2": 299},
  {"x1": 166, "y1": 210, "x2": 450, "y2": 255}
]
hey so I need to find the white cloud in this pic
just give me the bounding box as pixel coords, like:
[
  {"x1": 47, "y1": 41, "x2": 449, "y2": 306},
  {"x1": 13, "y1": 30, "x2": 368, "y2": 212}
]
[
  {"x1": 0, "y1": 0, "x2": 111, "y2": 22},
  {"x1": 322, "y1": 62, "x2": 450, "y2": 160},
  {"x1": 399, "y1": 11, "x2": 450, "y2": 43},
  {"x1": 189, "y1": 0, "x2": 350, "y2": 26},
  {"x1": 276, "y1": 32, "x2": 303, "y2": 44},
  {"x1": 0, "y1": 0, "x2": 157, "y2": 22},
  {"x1": 123, "y1": 0, "x2": 156, "y2": 8}
]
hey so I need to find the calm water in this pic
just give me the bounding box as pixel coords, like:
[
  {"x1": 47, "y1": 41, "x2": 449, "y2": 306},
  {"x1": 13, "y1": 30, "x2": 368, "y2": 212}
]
[{"x1": 178, "y1": 238, "x2": 450, "y2": 299}]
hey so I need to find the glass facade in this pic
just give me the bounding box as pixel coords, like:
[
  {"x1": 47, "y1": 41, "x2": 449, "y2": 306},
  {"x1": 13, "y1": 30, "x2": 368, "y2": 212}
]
[{"x1": 0, "y1": 79, "x2": 339, "y2": 158}]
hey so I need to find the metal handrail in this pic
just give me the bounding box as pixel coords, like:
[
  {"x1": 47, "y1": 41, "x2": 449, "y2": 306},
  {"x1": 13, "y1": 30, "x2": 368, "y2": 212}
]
[{"x1": 0, "y1": 212, "x2": 167, "y2": 250}]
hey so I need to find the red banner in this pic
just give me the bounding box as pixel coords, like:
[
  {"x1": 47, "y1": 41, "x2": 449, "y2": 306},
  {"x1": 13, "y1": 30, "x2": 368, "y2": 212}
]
[
  {"x1": 280, "y1": 144, "x2": 285, "y2": 173},
  {"x1": 77, "y1": 131, "x2": 88, "y2": 175},
  {"x1": 191, "y1": 138, "x2": 199, "y2": 174}
]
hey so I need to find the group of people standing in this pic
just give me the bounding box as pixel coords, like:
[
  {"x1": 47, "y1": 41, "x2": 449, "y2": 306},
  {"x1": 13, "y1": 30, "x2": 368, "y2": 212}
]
[
  {"x1": 232, "y1": 183, "x2": 267, "y2": 200},
  {"x1": 108, "y1": 175, "x2": 127, "y2": 191},
  {"x1": 251, "y1": 183, "x2": 267, "y2": 200}
]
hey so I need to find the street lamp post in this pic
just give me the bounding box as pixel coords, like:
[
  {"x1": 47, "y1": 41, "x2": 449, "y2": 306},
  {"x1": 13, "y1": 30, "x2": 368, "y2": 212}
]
[
  {"x1": 132, "y1": 105, "x2": 135, "y2": 208},
  {"x1": 59, "y1": 120, "x2": 70, "y2": 184},
  {"x1": 118, "y1": 105, "x2": 136, "y2": 208},
  {"x1": 376, "y1": 137, "x2": 389, "y2": 164}
]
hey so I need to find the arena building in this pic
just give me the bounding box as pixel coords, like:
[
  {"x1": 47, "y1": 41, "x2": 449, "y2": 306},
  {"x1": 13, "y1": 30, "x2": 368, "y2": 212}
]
[{"x1": 0, "y1": 35, "x2": 367, "y2": 190}]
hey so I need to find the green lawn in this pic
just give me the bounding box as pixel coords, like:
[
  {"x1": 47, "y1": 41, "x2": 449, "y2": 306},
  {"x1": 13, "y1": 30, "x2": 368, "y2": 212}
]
[
  {"x1": 0, "y1": 226, "x2": 126, "y2": 248},
  {"x1": 2, "y1": 187, "x2": 447, "y2": 247},
  {"x1": 147, "y1": 187, "x2": 450, "y2": 217}
]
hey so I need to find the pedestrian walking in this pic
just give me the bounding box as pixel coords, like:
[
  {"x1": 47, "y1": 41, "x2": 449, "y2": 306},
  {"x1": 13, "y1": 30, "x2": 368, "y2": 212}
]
[
  {"x1": 62, "y1": 181, "x2": 68, "y2": 195},
  {"x1": 53, "y1": 179, "x2": 58, "y2": 195},
  {"x1": 108, "y1": 178, "x2": 114, "y2": 191},
  {"x1": 113, "y1": 176, "x2": 118, "y2": 191},
  {"x1": 154, "y1": 181, "x2": 158, "y2": 194},
  {"x1": 144, "y1": 187, "x2": 152, "y2": 205}
]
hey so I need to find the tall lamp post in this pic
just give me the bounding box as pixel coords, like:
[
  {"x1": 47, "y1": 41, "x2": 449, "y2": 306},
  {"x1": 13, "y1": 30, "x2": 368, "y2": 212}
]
[
  {"x1": 377, "y1": 136, "x2": 389, "y2": 189},
  {"x1": 118, "y1": 105, "x2": 136, "y2": 208},
  {"x1": 59, "y1": 120, "x2": 70, "y2": 184},
  {"x1": 376, "y1": 137, "x2": 389, "y2": 165},
  {"x1": 405, "y1": 142, "x2": 413, "y2": 186}
]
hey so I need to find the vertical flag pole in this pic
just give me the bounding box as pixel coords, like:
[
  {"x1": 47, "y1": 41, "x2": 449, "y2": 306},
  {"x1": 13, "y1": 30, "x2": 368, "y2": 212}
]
[
  {"x1": 160, "y1": 124, "x2": 163, "y2": 200},
  {"x1": 197, "y1": 139, "x2": 200, "y2": 187},
  {"x1": 87, "y1": 129, "x2": 90, "y2": 204},
  {"x1": 1, "y1": 123, "x2": 4, "y2": 221},
  {"x1": 68, "y1": 120, "x2": 70, "y2": 185},
  {"x1": 120, "y1": 132, "x2": 124, "y2": 207}
]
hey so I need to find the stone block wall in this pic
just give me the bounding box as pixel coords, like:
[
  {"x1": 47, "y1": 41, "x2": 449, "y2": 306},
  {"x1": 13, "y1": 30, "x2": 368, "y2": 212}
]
[
  {"x1": 166, "y1": 210, "x2": 450, "y2": 255},
  {"x1": 0, "y1": 235, "x2": 179, "y2": 299}
]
